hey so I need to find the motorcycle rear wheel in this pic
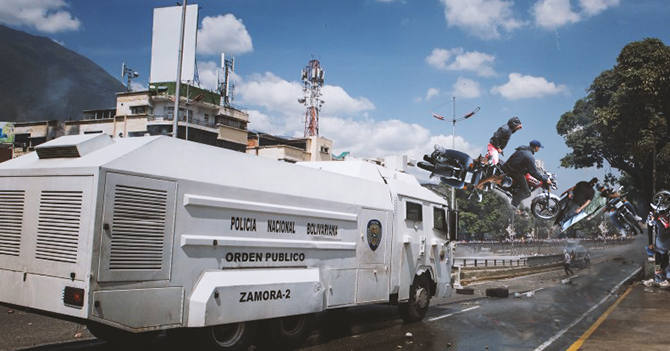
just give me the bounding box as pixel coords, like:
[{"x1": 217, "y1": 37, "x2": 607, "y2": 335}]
[{"x1": 531, "y1": 196, "x2": 560, "y2": 220}]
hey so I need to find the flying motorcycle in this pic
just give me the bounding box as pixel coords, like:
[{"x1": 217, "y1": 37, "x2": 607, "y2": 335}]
[
  {"x1": 602, "y1": 186, "x2": 643, "y2": 236},
  {"x1": 418, "y1": 145, "x2": 560, "y2": 220}
]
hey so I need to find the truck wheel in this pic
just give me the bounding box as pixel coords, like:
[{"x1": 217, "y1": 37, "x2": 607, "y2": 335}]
[
  {"x1": 257, "y1": 314, "x2": 315, "y2": 351},
  {"x1": 398, "y1": 274, "x2": 431, "y2": 323},
  {"x1": 86, "y1": 322, "x2": 159, "y2": 345},
  {"x1": 198, "y1": 322, "x2": 256, "y2": 351}
]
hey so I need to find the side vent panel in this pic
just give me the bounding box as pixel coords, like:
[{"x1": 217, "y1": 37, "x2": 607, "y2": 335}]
[
  {"x1": 36, "y1": 146, "x2": 81, "y2": 159},
  {"x1": 0, "y1": 190, "x2": 25, "y2": 256},
  {"x1": 98, "y1": 173, "x2": 176, "y2": 282},
  {"x1": 109, "y1": 185, "x2": 167, "y2": 270},
  {"x1": 36, "y1": 191, "x2": 82, "y2": 263}
]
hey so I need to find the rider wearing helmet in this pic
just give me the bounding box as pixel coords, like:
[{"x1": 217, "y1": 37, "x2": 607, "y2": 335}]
[
  {"x1": 487, "y1": 117, "x2": 522, "y2": 165},
  {"x1": 500, "y1": 140, "x2": 551, "y2": 208}
]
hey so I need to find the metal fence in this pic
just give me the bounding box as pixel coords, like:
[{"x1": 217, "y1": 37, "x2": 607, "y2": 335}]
[
  {"x1": 455, "y1": 257, "x2": 528, "y2": 268},
  {"x1": 455, "y1": 238, "x2": 634, "y2": 257}
]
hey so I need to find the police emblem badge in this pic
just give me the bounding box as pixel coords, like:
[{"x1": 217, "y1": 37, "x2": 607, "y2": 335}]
[{"x1": 367, "y1": 219, "x2": 382, "y2": 251}]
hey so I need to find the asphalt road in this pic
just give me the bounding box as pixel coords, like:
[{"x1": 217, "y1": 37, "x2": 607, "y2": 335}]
[{"x1": 0, "y1": 237, "x2": 644, "y2": 351}]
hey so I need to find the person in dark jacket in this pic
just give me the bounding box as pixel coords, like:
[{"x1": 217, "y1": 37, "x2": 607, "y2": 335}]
[
  {"x1": 487, "y1": 117, "x2": 522, "y2": 164},
  {"x1": 554, "y1": 177, "x2": 598, "y2": 226},
  {"x1": 500, "y1": 140, "x2": 550, "y2": 208}
]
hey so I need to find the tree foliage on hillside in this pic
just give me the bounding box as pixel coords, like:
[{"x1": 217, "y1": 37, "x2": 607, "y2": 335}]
[{"x1": 557, "y1": 38, "x2": 670, "y2": 209}]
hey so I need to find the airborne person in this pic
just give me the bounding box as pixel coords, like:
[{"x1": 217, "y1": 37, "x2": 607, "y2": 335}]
[{"x1": 487, "y1": 117, "x2": 523, "y2": 165}]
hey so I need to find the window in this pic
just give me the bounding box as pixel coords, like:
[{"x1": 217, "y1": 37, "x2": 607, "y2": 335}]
[
  {"x1": 217, "y1": 116, "x2": 248, "y2": 130},
  {"x1": 130, "y1": 106, "x2": 148, "y2": 115},
  {"x1": 433, "y1": 207, "x2": 448, "y2": 239},
  {"x1": 406, "y1": 202, "x2": 423, "y2": 221},
  {"x1": 433, "y1": 207, "x2": 446, "y2": 231},
  {"x1": 164, "y1": 106, "x2": 174, "y2": 119}
]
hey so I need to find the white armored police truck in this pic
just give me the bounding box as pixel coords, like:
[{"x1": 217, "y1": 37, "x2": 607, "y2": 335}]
[{"x1": 0, "y1": 133, "x2": 458, "y2": 350}]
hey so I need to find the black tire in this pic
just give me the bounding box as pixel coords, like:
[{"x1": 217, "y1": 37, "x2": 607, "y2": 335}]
[
  {"x1": 257, "y1": 314, "x2": 315, "y2": 351},
  {"x1": 624, "y1": 212, "x2": 643, "y2": 236},
  {"x1": 398, "y1": 274, "x2": 431, "y2": 323},
  {"x1": 531, "y1": 196, "x2": 560, "y2": 220},
  {"x1": 86, "y1": 322, "x2": 160, "y2": 346},
  {"x1": 417, "y1": 161, "x2": 436, "y2": 173},
  {"x1": 485, "y1": 287, "x2": 509, "y2": 298},
  {"x1": 652, "y1": 190, "x2": 670, "y2": 212},
  {"x1": 198, "y1": 322, "x2": 257, "y2": 351}
]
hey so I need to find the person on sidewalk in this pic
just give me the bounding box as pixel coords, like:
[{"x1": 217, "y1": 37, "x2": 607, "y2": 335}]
[
  {"x1": 643, "y1": 198, "x2": 670, "y2": 287},
  {"x1": 563, "y1": 250, "x2": 574, "y2": 276}
]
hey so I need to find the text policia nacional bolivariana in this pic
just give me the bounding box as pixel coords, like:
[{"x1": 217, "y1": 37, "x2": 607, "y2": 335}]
[{"x1": 226, "y1": 216, "x2": 339, "y2": 263}]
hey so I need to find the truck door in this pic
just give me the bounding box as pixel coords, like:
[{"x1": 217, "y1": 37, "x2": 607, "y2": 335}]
[{"x1": 356, "y1": 209, "x2": 390, "y2": 303}]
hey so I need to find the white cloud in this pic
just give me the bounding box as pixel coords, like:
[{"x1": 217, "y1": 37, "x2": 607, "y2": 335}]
[
  {"x1": 426, "y1": 48, "x2": 496, "y2": 77},
  {"x1": 426, "y1": 88, "x2": 441, "y2": 100},
  {"x1": 233, "y1": 71, "x2": 481, "y2": 164},
  {"x1": 533, "y1": 0, "x2": 620, "y2": 30},
  {"x1": 129, "y1": 81, "x2": 145, "y2": 92},
  {"x1": 532, "y1": 0, "x2": 580, "y2": 29},
  {"x1": 439, "y1": 0, "x2": 524, "y2": 39},
  {"x1": 578, "y1": 0, "x2": 620, "y2": 16},
  {"x1": 491, "y1": 73, "x2": 568, "y2": 100},
  {"x1": 195, "y1": 61, "x2": 219, "y2": 91},
  {"x1": 452, "y1": 77, "x2": 481, "y2": 99},
  {"x1": 235, "y1": 72, "x2": 375, "y2": 138},
  {"x1": 236, "y1": 72, "x2": 304, "y2": 116},
  {"x1": 0, "y1": 0, "x2": 80, "y2": 33},
  {"x1": 322, "y1": 116, "x2": 482, "y2": 164},
  {"x1": 236, "y1": 72, "x2": 374, "y2": 118},
  {"x1": 321, "y1": 85, "x2": 375, "y2": 116},
  {"x1": 197, "y1": 14, "x2": 253, "y2": 56}
]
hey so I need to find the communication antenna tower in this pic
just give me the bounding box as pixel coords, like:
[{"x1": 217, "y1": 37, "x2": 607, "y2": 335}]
[
  {"x1": 121, "y1": 62, "x2": 139, "y2": 92},
  {"x1": 298, "y1": 59, "x2": 324, "y2": 137},
  {"x1": 217, "y1": 53, "x2": 235, "y2": 107}
]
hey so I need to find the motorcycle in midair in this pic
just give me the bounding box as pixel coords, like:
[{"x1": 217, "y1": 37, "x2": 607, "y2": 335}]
[
  {"x1": 603, "y1": 186, "x2": 643, "y2": 236},
  {"x1": 418, "y1": 145, "x2": 561, "y2": 220}
]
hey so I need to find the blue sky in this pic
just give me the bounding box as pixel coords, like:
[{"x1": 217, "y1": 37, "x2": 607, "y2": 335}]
[{"x1": 0, "y1": 0, "x2": 668, "y2": 193}]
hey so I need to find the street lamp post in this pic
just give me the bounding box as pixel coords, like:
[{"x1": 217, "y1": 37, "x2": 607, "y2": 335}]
[{"x1": 432, "y1": 97, "x2": 480, "y2": 210}]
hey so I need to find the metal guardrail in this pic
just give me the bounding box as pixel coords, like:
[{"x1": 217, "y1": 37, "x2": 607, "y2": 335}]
[
  {"x1": 455, "y1": 254, "x2": 565, "y2": 269},
  {"x1": 455, "y1": 238, "x2": 635, "y2": 257},
  {"x1": 455, "y1": 257, "x2": 528, "y2": 268}
]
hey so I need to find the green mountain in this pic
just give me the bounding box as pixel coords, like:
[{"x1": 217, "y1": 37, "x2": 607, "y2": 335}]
[{"x1": 0, "y1": 25, "x2": 125, "y2": 122}]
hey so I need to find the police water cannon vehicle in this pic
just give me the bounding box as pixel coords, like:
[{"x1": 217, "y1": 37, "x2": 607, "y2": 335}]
[{"x1": 0, "y1": 133, "x2": 458, "y2": 351}]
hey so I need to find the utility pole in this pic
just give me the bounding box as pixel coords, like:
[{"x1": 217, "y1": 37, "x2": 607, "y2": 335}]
[{"x1": 172, "y1": 0, "x2": 187, "y2": 138}]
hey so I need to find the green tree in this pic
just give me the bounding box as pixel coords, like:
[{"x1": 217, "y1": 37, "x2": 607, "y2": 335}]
[
  {"x1": 455, "y1": 189, "x2": 510, "y2": 241},
  {"x1": 557, "y1": 38, "x2": 670, "y2": 209},
  {"x1": 513, "y1": 206, "x2": 534, "y2": 239}
]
